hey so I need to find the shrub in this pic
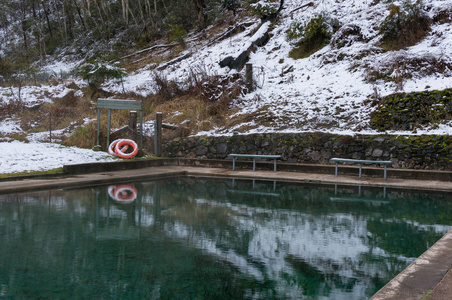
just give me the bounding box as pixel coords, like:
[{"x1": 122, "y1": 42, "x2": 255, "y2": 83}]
[
  {"x1": 364, "y1": 53, "x2": 452, "y2": 85},
  {"x1": 78, "y1": 61, "x2": 126, "y2": 87},
  {"x1": 169, "y1": 25, "x2": 188, "y2": 45},
  {"x1": 379, "y1": 0, "x2": 431, "y2": 50},
  {"x1": 247, "y1": 1, "x2": 278, "y2": 18},
  {"x1": 0, "y1": 98, "x2": 24, "y2": 117},
  {"x1": 288, "y1": 14, "x2": 338, "y2": 59},
  {"x1": 152, "y1": 71, "x2": 186, "y2": 103},
  {"x1": 62, "y1": 122, "x2": 97, "y2": 149},
  {"x1": 285, "y1": 22, "x2": 304, "y2": 41},
  {"x1": 432, "y1": 5, "x2": 452, "y2": 24},
  {"x1": 331, "y1": 24, "x2": 365, "y2": 49},
  {"x1": 222, "y1": 0, "x2": 241, "y2": 15}
]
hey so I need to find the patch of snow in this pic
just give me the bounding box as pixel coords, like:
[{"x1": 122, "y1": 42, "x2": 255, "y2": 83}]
[
  {"x1": 42, "y1": 59, "x2": 79, "y2": 75},
  {"x1": 0, "y1": 119, "x2": 22, "y2": 135},
  {"x1": 0, "y1": 141, "x2": 116, "y2": 174}
]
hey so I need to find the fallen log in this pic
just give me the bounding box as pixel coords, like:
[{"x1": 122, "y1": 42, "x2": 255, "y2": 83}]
[
  {"x1": 288, "y1": 2, "x2": 314, "y2": 15},
  {"x1": 157, "y1": 53, "x2": 192, "y2": 71},
  {"x1": 218, "y1": 0, "x2": 314, "y2": 71},
  {"x1": 119, "y1": 43, "x2": 178, "y2": 60},
  {"x1": 219, "y1": 21, "x2": 271, "y2": 70},
  {"x1": 208, "y1": 21, "x2": 255, "y2": 46}
]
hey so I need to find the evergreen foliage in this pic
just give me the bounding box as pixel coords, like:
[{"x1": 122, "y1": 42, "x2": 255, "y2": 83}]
[
  {"x1": 78, "y1": 61, "x2": 126, "y2": 87},
  {"x1": 288, "y1": 14, "x2": 339, "y2": 59},
  {"x1": 379, "y1": 0, "x2": 431, "y2": 50}
]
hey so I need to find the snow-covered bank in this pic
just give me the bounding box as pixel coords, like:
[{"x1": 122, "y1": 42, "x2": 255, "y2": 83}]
[{"x1": 0, "y1": 141, "x2": 115, "y2": 174}]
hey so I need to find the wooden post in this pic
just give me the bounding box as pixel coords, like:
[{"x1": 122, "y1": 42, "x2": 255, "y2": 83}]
[
  {"x1": 245, "y1": 63, "x2": 253, "y2": 92},
  {"x1": 49, "y1": 112, "x2": 52, "y2": 143},
  {"x1": 107, "y1": 109, "x2": 111, "y2": 149},
  {"x1": 155, "y1": 112, "x2": 163, "y2": 157},
  {"x1": 139, "y1": 110, "x2": 143, "y2": 150},
  {"x1": 129, "y1": 111, "x2": 137, "y2": 131},
  {"x1": 96, "y1": 108, "x2": 100, "y2": 147}
]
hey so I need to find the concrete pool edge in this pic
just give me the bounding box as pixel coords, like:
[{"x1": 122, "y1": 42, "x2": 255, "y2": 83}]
[
  {"x1": 1, "y1": 164, "x2": 452, "y2": 193},
  {"x1": 62, "y1": 158, "x2": 452, "y2": 182},
  {"x1": 370, "y1": 229, "x2": 452, "y2": 300}
]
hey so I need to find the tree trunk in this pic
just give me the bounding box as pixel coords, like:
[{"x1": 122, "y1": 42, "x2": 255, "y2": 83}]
[
  {"x1": 41, "y1": 1, "x2": 53, "y2": 37},
  {"x1": 192, "y1": 0, "x2": 206, "y2": 30},
  {"x1": 122, "y1": 0, "x2": 129, "y2": 25},
  {"x1": 73, "y1": 0, "x2": 87, "y2": 31},
  {"x1": 64, "y1": 1, "x2": 74, "y2": 40},
  {"x1": 261, "y1": 0, "x2": 284, "y2": 22}
]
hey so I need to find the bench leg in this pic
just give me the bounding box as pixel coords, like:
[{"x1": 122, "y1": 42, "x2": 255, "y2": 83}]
[
  {"x1": 335, "y1": 162, "x2": 338, "y2": 176},
  {"x1": 384, "y1": 165, "x2": 387, "y2": 180},
  {"x1": 359, "y1": 164, "x2": 362, "y2": 178},
  {"x1": 232, "y1": 158, "x2": 236, "y2": 170},
  {"x1": 253, "y1": 159, "x2": 256, "y2": 171},
  {"x1": 274, "y1": 159, "x2": 277, "y2": 172}
]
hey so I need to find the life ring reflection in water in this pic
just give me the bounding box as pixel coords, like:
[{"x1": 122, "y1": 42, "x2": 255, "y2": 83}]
[{"x1": 108, "y1": 185, "x2": 138, "y2": 203}]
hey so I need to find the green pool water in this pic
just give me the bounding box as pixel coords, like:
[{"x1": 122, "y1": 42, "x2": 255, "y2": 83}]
[{"x1": 0, "y1": 177, "x2": 451, "y2": 299}]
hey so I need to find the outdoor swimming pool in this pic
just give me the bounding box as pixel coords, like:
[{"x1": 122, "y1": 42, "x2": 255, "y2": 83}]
[{"x1": 0, "y1": 177, "x2": 451, "y2": 299}]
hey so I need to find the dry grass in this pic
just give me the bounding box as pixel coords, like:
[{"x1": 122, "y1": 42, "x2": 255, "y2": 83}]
[
  {"x1": 153, "y1": 96, "x2": 219, "y2": 133},
  {"x1": 0, "y1": 98, "x2": 25, "y2": 118}
]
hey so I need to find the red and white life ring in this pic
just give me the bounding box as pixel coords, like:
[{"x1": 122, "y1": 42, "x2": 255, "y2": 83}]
[
  {"x1": 115, "y1": 139, "x2": 139, "y2": 159},
  {"x1": 108, "y1": 185, "x2": 138, "y2": 203},
  {"x1": 108, "y1": 139, "x2": 129, "y2": 156},
  {"x1": 108, "y1": 139, "x2": 138, "y2": 159}
]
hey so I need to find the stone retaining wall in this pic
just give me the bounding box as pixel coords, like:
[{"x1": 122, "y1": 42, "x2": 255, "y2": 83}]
[{"x1": 163, "y1": 133, "x2": 452, "y2": 170}]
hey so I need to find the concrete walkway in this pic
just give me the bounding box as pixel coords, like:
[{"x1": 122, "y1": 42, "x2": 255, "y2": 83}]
[{"x1": 1, "y1": 165, "x2": 452, "y2": 299}]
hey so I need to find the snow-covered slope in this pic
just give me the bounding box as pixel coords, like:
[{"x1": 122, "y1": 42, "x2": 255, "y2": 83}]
[{"x1": 106, "y1": 0, "x2": 452, "y2": 135}]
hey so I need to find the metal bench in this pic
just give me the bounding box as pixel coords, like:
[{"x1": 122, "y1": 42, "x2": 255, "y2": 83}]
[
  {"x1": 227, "y1": 154, "x2": 282, "y2": 172},
  {"x1": 330, "y1": 158, "x2": 393, "y2": 179}
]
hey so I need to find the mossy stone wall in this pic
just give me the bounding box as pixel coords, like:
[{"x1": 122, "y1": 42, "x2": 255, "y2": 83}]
[
  {"x1": 370, "y1": 89, "x2": 452, "y2": 131},
  {"x1": 163, "y1": 133, "x2": 452, "y2": 170}
]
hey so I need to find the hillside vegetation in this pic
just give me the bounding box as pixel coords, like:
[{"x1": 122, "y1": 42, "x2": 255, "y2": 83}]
[{"x1": 0, "y1": 0, "x2": 451, "y2": 150}]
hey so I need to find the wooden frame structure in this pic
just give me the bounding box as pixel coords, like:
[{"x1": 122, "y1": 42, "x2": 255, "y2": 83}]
[{"x1": 97, "y1": 99, "x2": 143, "y2": 150}]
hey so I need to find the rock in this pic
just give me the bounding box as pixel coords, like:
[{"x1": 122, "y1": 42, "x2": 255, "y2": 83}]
[
  {"x1": 309, "y1": 151, "x2": 321, "y2": 161},
  {"x1": 196, "y1": 147, "x2": 208, "y2": 156},
  {"x1": 217, "y1": 143, "x2": 228, "y2": 154},
  {"x1": 372, "y1": 148, "x2": 383, "y2": 157},
  {"x1": 321, "y1": 149, "x2": 331, "y2": 159}
]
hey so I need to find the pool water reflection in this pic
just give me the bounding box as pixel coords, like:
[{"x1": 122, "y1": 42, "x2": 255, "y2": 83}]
[{"x1": 0, "y1": 177, "x2": 451, "y2": 299}]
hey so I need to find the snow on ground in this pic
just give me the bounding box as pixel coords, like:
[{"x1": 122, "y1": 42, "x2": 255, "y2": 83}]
[
  {"x1": 0, "y1": 141, "x2": 116, "y2": 174},
  {"x1": 103, "y1": 0, "x2": 452, "y2": 135}
]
